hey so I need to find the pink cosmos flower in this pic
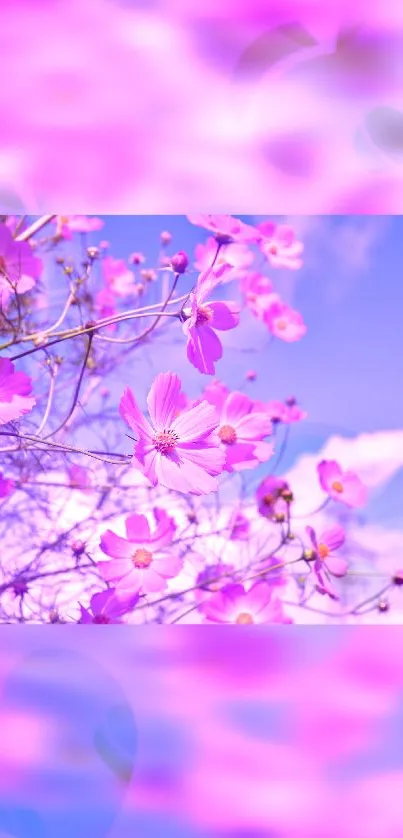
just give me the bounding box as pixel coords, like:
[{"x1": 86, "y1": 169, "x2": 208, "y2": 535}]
[
  {"x1": 258, "y1": 221, "x2": 304, "y2": 270},
  {"x1": 119, "y1": 372, "x2": 226, "y2": 495},
  {"x1": 99, "y1": 508, "x2": 182, "y2": 594},
  {"x1": 79, "y1": 588, "x2": 139, "y2": 624},
  {"x1": 0, "y1": 223, "x2": 42, "y2": 309},
  {"x1": 254, "y1": 399, "x2": 307, "y2": 424},
  {"x1": 102, "y1": 256, "x2": 136, "y2": 297},
  {"x1": 200, "y1": 582, "x2": 293, "y2": 624},
  {"x1": 194, "y1": 236, "x2": 254, "y2": 279},
  {"x1": 0, "y1": 472, "x2": 14, "y2": 498},
  {"x1": 54, "y1": 215, "x2": 104, "y2": 239},
  {"x1": 306, "y1": 524, "x2": 347, "y2": 599},
  {"x1": 256, "y1": 475, "x2": 293, "y2": 521},
  {"x1": 264, "y1": 299, "x2": 307, "y2": 341},
  {"x1": 0, "y1": 358, "x2": 36, "y2": 425},
  {"x1": 94, "y1": 287, "x2": 117, "y2": 330},
  {"x1": 240, "y1": 272, "x2": 279, "y2": 320},
  {"x1": 187, "y1": 214, "x2": 262, "y2": 244},
  {"x1": 212, "y1": 391, "x2": 273, "y2": 472},
  {"x1": 182, "y1": 264, "x2": 240, "y2": 375},
  {"x1": 318, "y1": 459, "x2": 367, "y2": 508}
]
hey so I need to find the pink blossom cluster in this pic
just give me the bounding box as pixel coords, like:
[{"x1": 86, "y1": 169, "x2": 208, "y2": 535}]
[{"x1": 0, "y1": 213, "x2": 392, "y2": 626}]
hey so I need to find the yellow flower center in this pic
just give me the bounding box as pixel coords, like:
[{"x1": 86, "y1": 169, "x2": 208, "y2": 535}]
[
  {"x1": 196, "y1": 305, "x2": 212, "y2": 325},
  {"x1": 276, "y1": 318, "x2": 288, "y2": 330},
  {"x1": 154, "y1": 429, "x2": 179, "y2": 453},
  {"x1": 318, "y1": 543, "x2": 330, "y2": 560},
  {"x1": 132, "y1": 548, "x2": 153, "y2": 569},
  {"x1": 218, "y1": 424, "x2": 237, "y2": 445},
  {"x1": 235, "y1": 612, "x2": 254, "y2": 625},
  {"x1": 263, "y1": 493, "x2": 274, "y2": 506},
  {"x1": 331, "y1": 480, "x2": 344, "y2": 493}
]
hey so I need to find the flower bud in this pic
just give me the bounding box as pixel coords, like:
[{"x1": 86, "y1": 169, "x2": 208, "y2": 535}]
[
  {"x1": 246, "y1": 370, "x2": 257, "y2": 381},
  {"x1": 160, "y1": 231, "x2": 172, "y2": 245},
  {"x1": 170, "y1": 251, "x2": 189, "y2": 274}
]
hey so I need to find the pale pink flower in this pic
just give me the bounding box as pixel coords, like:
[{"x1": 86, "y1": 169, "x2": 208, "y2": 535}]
[
  {"x1": 259, "y1": 220, "x2": 304, "y2": 269},
  {"x1": 264, "y1": 299, "x2": 307, "y2": 341},
  {"x1": 94, "y1": 287, "x2": 117, "y2": 329},
  {"x1": 102, "y1": 256, "x2": 136, "y2": 297},
  {"x1": 79, "y1": 588, "x2": 139, "y2": 624},
  {"x1": 99, "y1": 508, "x2": 181, "y2": 594},
  {"x1": 182, "y1": 264, "x2": 240, "y2": 375},
  {"x1": 200, "y1": 582, "x2": 293, "y2": 624},
  {"x1": 187, "y1": 214, "x2": 262, "y2": 244},
  {"x1": 0, "y1": 223, "x2": 42, "y2": 309},
  {"x1": 194, "y1": 236, "x2": 254, "y2": 279},
  {"x1": 119, "y1": 372, "x2": 226, "y2": 495},
  {"x1": 0, "y1": 358, "x2": 36, "y2": 425},
  {"x1": 318, "y1": 459, "x2": 367, "y2": 508},
  {"x1": 212, "y1": 391, "x2": 273, "y2": 472}
]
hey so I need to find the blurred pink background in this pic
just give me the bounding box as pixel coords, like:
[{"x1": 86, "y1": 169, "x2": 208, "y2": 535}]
[
  {"x1": 1, "y1": 0, "x2": 403, "y2": 212},
  {"x1": 2, "y1": 628, "x2": 403, "y2": 837}
]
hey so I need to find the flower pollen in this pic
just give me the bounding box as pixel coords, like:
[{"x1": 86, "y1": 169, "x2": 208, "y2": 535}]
[
  {"x1": 154, "y1": 429, "x2": 179, "y2": 453},
  {"x1": 276, "y1": 318, "x2": 288, "y2": 330},
  {"x1": 132, "y1": 547, "x2": 153, "y2": 569},
  {"x1": 196, "y1": 305, "x2": 212, "y2": 326},
  {"x1": 331, "y1": 480, "x2": 344, "y2": 493},
  {"x1": 218, "y1": 424, "x2": 237, "y2": 445},
  {"x1": 318, "y1": 543, "x2": 330, "y2": 560},
  {"x1": 236, "y1": 612, "x2": 254, "y2": 624}
]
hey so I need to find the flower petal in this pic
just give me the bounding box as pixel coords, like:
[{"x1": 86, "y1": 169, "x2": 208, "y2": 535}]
[{"x1": 147, "y1": 371, "x2": 182, "y2": 431}]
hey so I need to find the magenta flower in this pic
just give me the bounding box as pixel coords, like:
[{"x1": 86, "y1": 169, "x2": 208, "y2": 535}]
[
  {"x1": 318, "y1": 460, "x2": 367, "y2": 508},
  {"x1": 99, "y1": 508, "x2": 182, "y2": 594},
  {"x1": 182, "y1": 265, "x2": 240, "y2": 375},
  {"x1": 264, "y1": 300, "x2": 307, "y2": 342},
  {"x1": 119, "y1": 372, "x2": 226, "y2": 494},
  {"x1": 256, "y1": 475, "x2": 293, "y2": 521},
  {"x1": 102, "y1": 256, "x2": 136, "y2": 297},
  {"x1": 187, "y1": 214, "x2": 262, "y2": 244},
  {"x1": 79, "y1": 588, "x2": 139, "y2": 624},
  {"x1": 194, "y1": 236, "x2": 253, "y2": 278},
  {"x1": 306, "y1": 524, "x2": 347, "y2": 599},
  {"x1": 213, "y1": 391, "x2": 273, "y2": 472},
  {"x1": 200, "y1": 582, "x2": 293, "y2": 624},
  {"x1": 0, "y1": 223, "x2": 42, "y2": 309},
  {"x1": 0, "y1": 358, "x2": 36, "y2": 425},
  {"x1": 0, "y1": 472, "x2": 14, "y2": 499},
  {"x1": 258, "y1": 221, "x2": 304, "y2": 270}
]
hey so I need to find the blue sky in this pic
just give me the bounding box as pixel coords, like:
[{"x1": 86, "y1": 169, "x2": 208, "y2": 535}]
[
  {"x1": 82, "y1": 213, "x2": 402, "y2": 442},
  {"x1": 30, "y1": 214, "x2": 403, "y2": 529}
]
